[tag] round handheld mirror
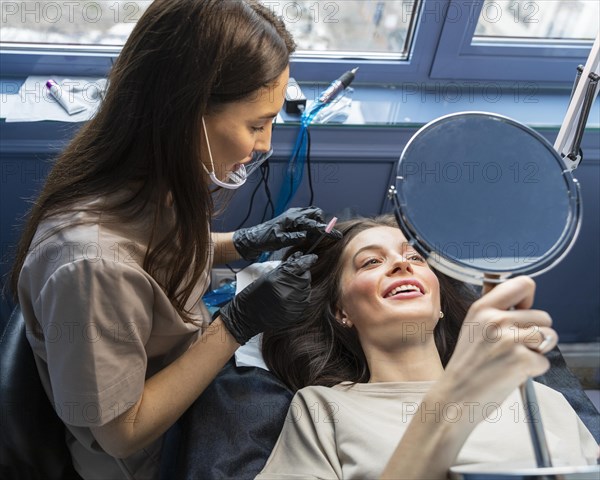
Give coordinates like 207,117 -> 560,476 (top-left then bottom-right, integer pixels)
389,111 -> 582,286
389,111 -> 591,477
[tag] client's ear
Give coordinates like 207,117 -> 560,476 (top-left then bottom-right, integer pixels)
334,306 -> 353,328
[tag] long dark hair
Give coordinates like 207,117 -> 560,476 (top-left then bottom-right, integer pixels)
262,215 -> 477,391
10,0 -> 295,321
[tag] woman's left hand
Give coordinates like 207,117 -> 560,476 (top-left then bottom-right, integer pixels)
232,206 -> 342,261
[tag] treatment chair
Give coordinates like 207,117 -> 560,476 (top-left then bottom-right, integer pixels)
159,357 -> 294,480
0,305 -> 82,480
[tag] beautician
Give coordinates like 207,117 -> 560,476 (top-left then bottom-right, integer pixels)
9,1 -> 338,479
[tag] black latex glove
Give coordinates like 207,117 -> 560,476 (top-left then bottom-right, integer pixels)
232,206 -> 342,261
219,252 -> 317,345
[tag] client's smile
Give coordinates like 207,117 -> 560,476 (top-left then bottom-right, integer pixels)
383,279 -> 425,299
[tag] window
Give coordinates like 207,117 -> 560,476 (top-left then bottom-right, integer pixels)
473,0 -> 598,42
0,0 -> 421,56
0,1 -> 596,84
263,1 -> 420,59
430,0 -> 597,83
0,1 -> 151,45
0,0 -> 424,80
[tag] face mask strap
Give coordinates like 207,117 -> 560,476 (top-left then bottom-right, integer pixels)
201,117 -> 215,177
201,117 -> 246,190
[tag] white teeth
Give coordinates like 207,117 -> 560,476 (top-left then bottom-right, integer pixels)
385,284 -> 420,298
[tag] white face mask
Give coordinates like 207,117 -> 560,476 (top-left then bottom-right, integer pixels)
201,117 -> 273,190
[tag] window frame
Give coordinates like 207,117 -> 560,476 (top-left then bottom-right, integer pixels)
429,0 -> 595,84
0,0 -> 595,86
0,44 -> 117,77
0,0 -> 435,82
290,1 -> 443,84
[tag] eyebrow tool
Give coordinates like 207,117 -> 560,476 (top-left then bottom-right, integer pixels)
306,217 -> 338,255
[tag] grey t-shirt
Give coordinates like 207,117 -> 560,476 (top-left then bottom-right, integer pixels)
18,206 -> 213,479
257,381 -> 598,479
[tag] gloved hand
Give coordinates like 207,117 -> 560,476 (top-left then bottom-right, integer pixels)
232,206 -> 342,261
219,252 -> 317,345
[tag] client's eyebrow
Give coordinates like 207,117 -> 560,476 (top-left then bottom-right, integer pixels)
352,243 -> 418,262
352,245 -> 383,261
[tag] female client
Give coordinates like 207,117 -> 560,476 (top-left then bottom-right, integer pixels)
258,215 -> 598,479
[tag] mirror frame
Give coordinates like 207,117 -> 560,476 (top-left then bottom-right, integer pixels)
389,112 -> 582,286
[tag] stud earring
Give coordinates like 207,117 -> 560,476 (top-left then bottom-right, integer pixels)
439,311 -> 445,319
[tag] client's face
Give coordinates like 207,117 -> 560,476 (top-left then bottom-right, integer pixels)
336,226 -> 441,347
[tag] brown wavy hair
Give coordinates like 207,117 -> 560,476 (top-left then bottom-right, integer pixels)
262,215 -> 477,391
10,0 -> 295,321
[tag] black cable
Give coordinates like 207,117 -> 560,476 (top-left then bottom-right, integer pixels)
224,263 -> 240,275
261,194 -> 271,222
261,161 -> 275,222
234,170 -> 265,231
264,163 -> 275,219
226,161 -> 271,271
260,162 -> 270,221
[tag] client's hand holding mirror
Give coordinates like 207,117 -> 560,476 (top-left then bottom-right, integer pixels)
388,112 -> 597,479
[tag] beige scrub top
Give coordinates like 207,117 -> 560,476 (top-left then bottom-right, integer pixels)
256,381 -> 598,480
18,204 -> 213,480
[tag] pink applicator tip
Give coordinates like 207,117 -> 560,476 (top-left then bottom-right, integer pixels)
325,217 -> 338,234
306,217 -> 339,254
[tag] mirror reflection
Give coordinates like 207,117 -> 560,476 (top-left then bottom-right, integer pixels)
395,112 -> 580,282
